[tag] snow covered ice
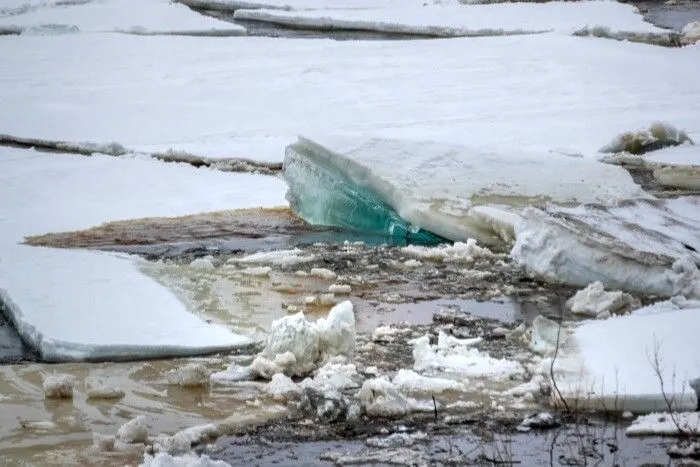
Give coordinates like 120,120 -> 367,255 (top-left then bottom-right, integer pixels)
0,148 -> 286,361
0,0 -> 245,36
2,32 -> 698,162
551,300 -> 700,412
234,1 -> 667,39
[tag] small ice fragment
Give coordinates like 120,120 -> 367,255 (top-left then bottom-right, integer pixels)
566,281 -> 637,318
189,256 -> 215,270
43,374 -> 74,399
357,378 -> 409,417
328,284 -> 351,294
85,378 -> 125,400
310,268 -> 337,280
117,415 -> 148,444
266,373 -> 302,401
241,266 -> 271,277
140,452 -> 231,467
403,259 -> 421,268
93,433 -> 116,452
530,316 -> 563,355
167,363 -> 209,387
681,21 -> 700,46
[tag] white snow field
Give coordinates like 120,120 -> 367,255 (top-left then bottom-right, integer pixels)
234,1 -> 666,38
0,0 -> 245,36
0,147 -> 287,361
0,33 -> 698,163
552,301 -> 700,412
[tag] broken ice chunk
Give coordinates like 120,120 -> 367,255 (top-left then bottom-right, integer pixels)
284,136 -> 647,246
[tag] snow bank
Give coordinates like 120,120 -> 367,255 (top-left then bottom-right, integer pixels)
234,1 -> 663,38
412,334 -> 524,380
284,136 -> 646,246
512,198 -> 700,298
0,148 -> 286,361
566,282 -> 638,319
250,301 -> 356,378
551,302 -> 700,412
0,0 -> 245,36
627,412 -> 700,436
43,374 -> 75,399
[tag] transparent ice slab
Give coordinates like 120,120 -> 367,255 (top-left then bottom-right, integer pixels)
283,141 -> 447,246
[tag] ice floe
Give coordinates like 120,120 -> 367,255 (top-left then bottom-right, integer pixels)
0,0 -> 245,36
0,148 -> 286,361
551,301 -> 699,412
234,1 -> 665,38
2,33 -> 698,162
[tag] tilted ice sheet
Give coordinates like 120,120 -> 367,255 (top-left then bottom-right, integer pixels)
553,303 -> 699,412
284,136 -> 647,244
1,34 -> 698,162
0,147 -> 287,361
235,1 -> 664,38
0,0 -> 245,35
512,197 -> 700,297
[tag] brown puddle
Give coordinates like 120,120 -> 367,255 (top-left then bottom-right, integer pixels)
23,207 -> 320,249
